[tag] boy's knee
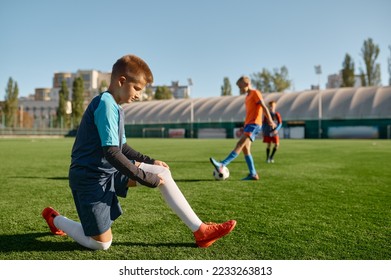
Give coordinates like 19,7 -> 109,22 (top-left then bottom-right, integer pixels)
89,237 -> 112,250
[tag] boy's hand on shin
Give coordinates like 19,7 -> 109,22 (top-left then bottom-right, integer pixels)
154,160 -> 169,169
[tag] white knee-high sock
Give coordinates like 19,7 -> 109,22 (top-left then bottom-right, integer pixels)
53,216 -> 111,250
139,163 -> 203,232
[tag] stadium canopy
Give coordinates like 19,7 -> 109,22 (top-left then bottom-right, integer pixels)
123,86 -> 391,124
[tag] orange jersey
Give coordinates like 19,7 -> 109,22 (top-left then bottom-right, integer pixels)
244,89 -> 263,125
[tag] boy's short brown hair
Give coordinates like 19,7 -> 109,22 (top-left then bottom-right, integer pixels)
236,76 -> 251,86
111,54 -> 153,84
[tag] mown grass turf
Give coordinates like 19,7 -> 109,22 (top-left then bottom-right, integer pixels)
0,138 -> 390,260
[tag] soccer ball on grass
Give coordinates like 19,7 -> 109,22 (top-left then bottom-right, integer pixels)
213,166 -> 230,180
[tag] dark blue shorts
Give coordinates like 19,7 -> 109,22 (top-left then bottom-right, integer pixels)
69,169 -> 129,236
243,124 -> 262,142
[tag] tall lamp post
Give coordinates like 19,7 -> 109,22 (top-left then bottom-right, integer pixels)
315,65 -> 322,139
188,78 -> 194,138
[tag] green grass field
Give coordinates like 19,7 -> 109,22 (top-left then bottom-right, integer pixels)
0,138 -> 390,260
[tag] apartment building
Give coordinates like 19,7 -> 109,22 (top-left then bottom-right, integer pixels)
53,70 -> 111,101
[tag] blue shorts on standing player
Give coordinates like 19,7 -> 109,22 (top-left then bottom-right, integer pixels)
243,124 -> 262,141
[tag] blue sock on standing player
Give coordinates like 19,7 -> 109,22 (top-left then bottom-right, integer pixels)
244,154 -> 257,175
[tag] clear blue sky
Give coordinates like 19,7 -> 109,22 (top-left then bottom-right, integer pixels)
1,0 -> 390,99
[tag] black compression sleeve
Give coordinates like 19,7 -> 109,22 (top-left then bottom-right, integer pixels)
102,146 -> 160,188
121,143 -> 155,164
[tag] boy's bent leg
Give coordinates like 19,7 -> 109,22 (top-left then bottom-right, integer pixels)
139,163 -> 237,247
139,163 -> 202,231
54,215 -> 112,250
92,228 -> 112,242
42,207 -> 112,250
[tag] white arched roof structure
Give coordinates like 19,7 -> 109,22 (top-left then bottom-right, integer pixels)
123,86 -> 391,124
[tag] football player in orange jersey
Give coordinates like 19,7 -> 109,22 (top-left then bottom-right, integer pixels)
210,76 -> 276,180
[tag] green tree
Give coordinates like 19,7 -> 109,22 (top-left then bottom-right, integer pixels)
251,66 -> 291,93
221,77 -> 232,96
360,38 -> 381,86
4,77 -> 19,127
360,73 -> 367,87
57,80 -> 70,128
272,66 -> 291,92
72,77 -> 84,128
251,69 -> 273,93
388,45 -> 391,86
154,86 -> 173,100
13,82 -> 19,126
144,87 -> 154,101
341,53 -> 355,87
